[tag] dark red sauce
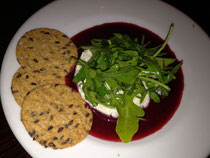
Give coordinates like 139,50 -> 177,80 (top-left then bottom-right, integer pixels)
66,22 -> 184,142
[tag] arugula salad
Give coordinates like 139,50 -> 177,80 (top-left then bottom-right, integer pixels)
71,24 -> 183,143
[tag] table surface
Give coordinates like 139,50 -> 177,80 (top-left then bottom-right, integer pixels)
0,1 -> 209,158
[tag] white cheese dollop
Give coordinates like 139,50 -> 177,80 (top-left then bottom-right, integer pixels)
75,49 -> 150,118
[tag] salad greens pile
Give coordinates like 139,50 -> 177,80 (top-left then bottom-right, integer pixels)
71,24 -> 183,143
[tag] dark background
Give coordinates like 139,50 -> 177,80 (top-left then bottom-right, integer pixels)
0,1 -> 209,157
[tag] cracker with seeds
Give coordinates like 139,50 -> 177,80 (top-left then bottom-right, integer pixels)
11,67 -> 64,106
21,84 -> 93,149
16,28 -> 77,81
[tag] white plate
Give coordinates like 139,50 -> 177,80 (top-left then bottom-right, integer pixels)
1,0 -> 210,157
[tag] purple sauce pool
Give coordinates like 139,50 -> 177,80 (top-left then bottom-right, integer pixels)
66,22 -> 184,142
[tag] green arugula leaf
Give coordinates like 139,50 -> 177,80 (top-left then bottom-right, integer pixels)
171,60 -> 183,74
155,57 -> 176,69
100,67 -> 139,84
117,57 -> 138,68
73,66 -> 86,83
104,78 -> 119,89
116,91 -> 145,143
149,91 -> 160,103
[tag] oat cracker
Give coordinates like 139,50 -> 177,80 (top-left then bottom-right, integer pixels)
16,28 -> 77,81
11,67 -> 64,106
21,84 -> 93,149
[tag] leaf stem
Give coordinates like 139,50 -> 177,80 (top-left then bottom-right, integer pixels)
153,24 -> 174,57
138,76 -> 171,91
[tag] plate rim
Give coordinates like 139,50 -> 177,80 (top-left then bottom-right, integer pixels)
1,0 -> 210,157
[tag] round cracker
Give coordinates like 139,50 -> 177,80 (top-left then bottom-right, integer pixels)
21,84 -> 93,149
11,67 -> 65,106
16,28 -> 77,81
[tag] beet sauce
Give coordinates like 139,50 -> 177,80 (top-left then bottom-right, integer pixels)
66,22 -> 184,142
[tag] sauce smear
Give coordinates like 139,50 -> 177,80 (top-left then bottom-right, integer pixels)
67,22 -> 184,142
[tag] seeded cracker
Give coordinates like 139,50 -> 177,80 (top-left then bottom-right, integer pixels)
11,67 -> 64,107
21,84 -> 93,149
16,28 -> 77,82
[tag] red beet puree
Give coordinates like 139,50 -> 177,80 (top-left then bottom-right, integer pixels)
66,22 -> 184,142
